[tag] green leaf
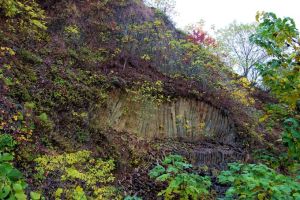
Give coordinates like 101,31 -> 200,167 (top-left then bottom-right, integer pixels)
149,165 -> 165,178
257,193 -> 266,200
0,153 -> 14,162
166,166 -> 179,174
156,173 -> 171,182
30,192 -> 41,200
15,192 -> 27,200
13,184 -> 23,192
0,163 -> 14,175
219,163 -> 300,199
38,113 -> 48,123
7,169 -> 23,181
150,154 -> 211,199
0,185 -> 11,199
31,20 -> 47,30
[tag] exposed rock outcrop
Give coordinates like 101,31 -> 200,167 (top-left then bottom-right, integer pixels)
91,91 -> 236,145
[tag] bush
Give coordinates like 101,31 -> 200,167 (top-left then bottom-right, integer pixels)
18,49 -> 43,64
218,163 -> 300,199
0,134 -> 28,200
0,134 -> 16,152
34,150 -> 120,199
149,154 -> 211,200
282,118 -> 300,162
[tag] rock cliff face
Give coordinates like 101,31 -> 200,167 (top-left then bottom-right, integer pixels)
91,91 -> 236,145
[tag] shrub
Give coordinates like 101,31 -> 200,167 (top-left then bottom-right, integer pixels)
218,163 -> 300,199
0,134 -> 28,200
149,154 -> 211,200
129,80 -> 167,105
18,49 -> 43,64
0,152 -> 27,200
282,118 -> 300,162
0,134 -> 16,152
37,112 -> 53,130
35,150 -> 119,199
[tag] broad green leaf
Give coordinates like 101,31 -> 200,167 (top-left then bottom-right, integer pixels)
0,153 -> 14,162
13,184 -> 23,192
7,169 -> 23,181
14,192 -> 27,200
157,173 -> 171,182
30,192 -> 41,200
0,185 -> 11,198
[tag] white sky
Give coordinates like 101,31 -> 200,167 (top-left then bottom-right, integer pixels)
173,0 -> 300,31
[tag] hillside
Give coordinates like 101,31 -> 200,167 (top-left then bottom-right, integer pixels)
1,0 -> 299,199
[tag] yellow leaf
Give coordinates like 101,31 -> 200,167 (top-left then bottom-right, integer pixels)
256,11 -> 261,22
258,193 -> 266,200
13,115 -> 18,121
259,115 -> 269,123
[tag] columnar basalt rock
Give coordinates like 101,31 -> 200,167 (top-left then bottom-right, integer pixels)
91,91 -> 236,145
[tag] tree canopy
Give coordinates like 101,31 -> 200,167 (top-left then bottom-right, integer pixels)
217,22 -> 267,84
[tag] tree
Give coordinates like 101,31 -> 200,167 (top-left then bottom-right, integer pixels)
143,0 -> 176,18
217,22 -> 268,84
186,23 -> 217,48
250,12 -> 300,110
251,12 -> 300,171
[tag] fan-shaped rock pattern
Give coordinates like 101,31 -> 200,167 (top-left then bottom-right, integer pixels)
91,91 -> 236,145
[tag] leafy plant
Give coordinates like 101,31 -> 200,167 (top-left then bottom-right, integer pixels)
30,191 -> 42,200
250,12 -> 300,109
35,150 -> 118,199
129,80 -> 167,105
54,188 -> 63,199
64,25 -> 80,35
0,135 -> 41,200
252,149 -> 284,170
282,118 -> 300,161
149,154 -> 211,200
218,163 -> 300,199
0,0 -> 47,40
18,49 -> 43,64
71,186 -> 87,200
0,134 -> 16,152
38,113 -> 49,124
250,12 -> 300,175
0,135 -> 27,200
37,113 -> 53,130
93,186 -> 122,200
144,0 -> 176,17
124,195 -> 142,200
0,154 -> 27,200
